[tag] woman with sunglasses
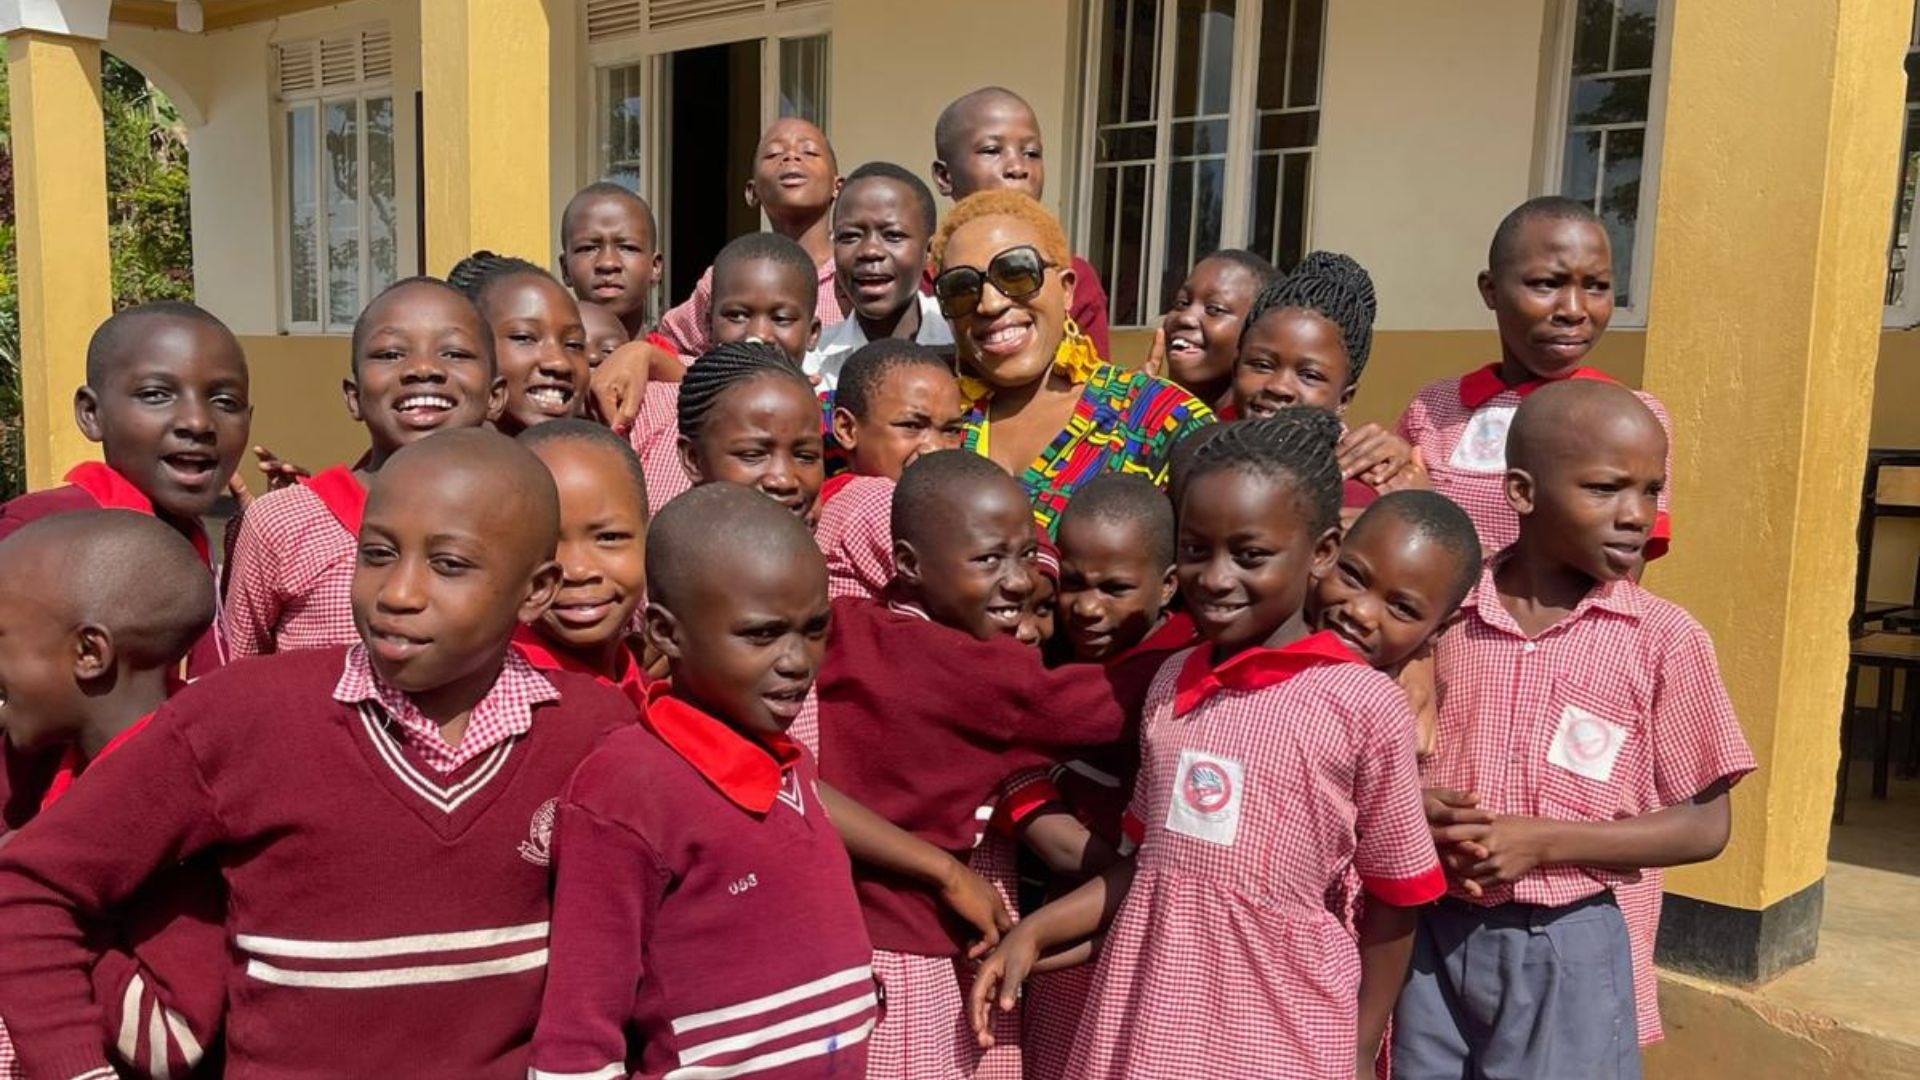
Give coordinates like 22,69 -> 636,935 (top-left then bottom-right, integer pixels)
930,192 -> 1212,535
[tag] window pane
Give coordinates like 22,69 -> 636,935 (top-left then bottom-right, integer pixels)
286,106 -> 319,325
1569,73 -> 1650,127
1287,0 -> 1324,109
324,99 -> 360,326
779,35 -> 829,129
1249,151 -> 1311,271
599,63 -> 646,190
366,96 -> 396,295
1890,107 -> 1920,307
1096,124 -> 1157,164
1098,0 -> 1160,127
1558,0 -> 1660,309
1170,0 -> 1234,118
1614,0 -> 1656,70
1561,128 -> 1601,203
1598,128 -> 1643,308
1160,157 -> 1224,311
1571,0 -> 1614,75
1089,164 -> 1154,327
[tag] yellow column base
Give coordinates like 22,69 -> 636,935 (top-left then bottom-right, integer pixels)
7,31 -> 112,489
420,0 -> 554,278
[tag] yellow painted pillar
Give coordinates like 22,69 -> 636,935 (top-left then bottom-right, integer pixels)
1639,0 -> 1912,981
419,0 -> 554,278
6,29 -> 112,488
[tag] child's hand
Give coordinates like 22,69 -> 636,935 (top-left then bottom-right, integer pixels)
939,860 -> 1013,959
967,922 -> 1042,1048
254,446 -> 310,491
589,340 -> 664,433
1434,814 -> 1556,891
1337,425 -> 1426,490
1425,788 -> 1493,895
1141,326 -> 1167,379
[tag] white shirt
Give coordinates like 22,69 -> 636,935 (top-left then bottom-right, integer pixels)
803,292 -> 954,391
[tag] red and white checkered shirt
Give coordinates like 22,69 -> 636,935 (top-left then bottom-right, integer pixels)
657,258 -> 844,359
1069,633 -> 1444,1078
628,381 -> 692,518
223,468 -> 364,657
1423,564 -> 1757,909
1396,365 -> 1674,559
815,474 -> 895,602
1619,868 -> 1665,1044
331,644 -> 558,773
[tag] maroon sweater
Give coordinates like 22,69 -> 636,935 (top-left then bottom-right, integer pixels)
533,689 -> 877,1079
816,598 -> 1130,955
0,464 -> 224,678
0,647 -> 635,1080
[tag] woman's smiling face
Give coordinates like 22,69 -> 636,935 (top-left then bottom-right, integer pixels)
941,215 -> 1075,390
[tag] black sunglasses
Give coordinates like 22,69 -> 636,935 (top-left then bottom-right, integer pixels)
933,245 -> 1055,319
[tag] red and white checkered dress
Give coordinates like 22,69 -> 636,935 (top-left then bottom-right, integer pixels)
628,381 -> 692,517
222,467 -> 365,657
814,474 -> 895,601
332,644 -> 558,772
1067,633 -> 1445,1079
1396,365 -> 1673,559
1422,566 -> 1757,1034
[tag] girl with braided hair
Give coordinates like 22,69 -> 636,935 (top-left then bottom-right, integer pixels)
969,407 -> 1446,1080
1228,250 -> 1430,517
449,250 -> 591,436
673,339 -> 827,528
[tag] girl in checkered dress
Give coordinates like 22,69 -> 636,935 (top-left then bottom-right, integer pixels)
969,410 -> 1447,1079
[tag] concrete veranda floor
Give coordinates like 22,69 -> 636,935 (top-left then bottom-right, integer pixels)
1647,762 -> 1920,1078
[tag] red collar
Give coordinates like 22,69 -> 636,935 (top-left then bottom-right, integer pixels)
39,713 -> 155,811
1456,363 -> 1617,410
1113,611 -> 1198,665
819,472 -> 858,508
64,462 -> 211,565
511,625 -> 649,709
300,465 -> 367,536
1172,630 -> 1362,716
643,682 -> 802,814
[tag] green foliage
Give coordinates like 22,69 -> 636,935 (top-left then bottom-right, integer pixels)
0,53 -> 193,498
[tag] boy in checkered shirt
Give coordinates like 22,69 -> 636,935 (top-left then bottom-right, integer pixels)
1394,381 -> 1755,1079
222,277 -> 505,657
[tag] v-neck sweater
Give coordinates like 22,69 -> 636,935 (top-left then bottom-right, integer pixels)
0,647 -> 637,1080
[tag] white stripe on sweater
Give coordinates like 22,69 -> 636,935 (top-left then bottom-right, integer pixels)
356,703 -> 512,813
244,948 -> 547,989
665,1017 -> 875,1079
680,992 -> 877,1065
529,1067 -> 624,1080
115,974 -> 143,1067
670,964 -> 873,1034
238,921 -> 549,960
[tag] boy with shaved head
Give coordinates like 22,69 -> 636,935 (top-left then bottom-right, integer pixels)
658,117 -> 848,358
0,511 -> 223,1079
1394,381 -> 1755,1080
932,87 -> 1110,356
0,431 -> 637,1079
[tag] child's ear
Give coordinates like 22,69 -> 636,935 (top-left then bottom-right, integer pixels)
1505,467 -> 1536,516
517,559 -> 563,624
485,376 -> 510,422
73,387 -> 105,443
931,158 -> 954,199
892,539 -> 922,589
72,624 -> 115,683
556,254 -> 573,289
1477,269 -> 1498,312
829,406 -> 860,453
342,379 -> 365,423
744,178 -> 762,211
677,433 -> 703,484
649,251 -> 664,287
1338,384 -> 1356,415
1309,524 -> 1342,582
808,318 -> 822,352
1156,564 -> 1178,610
642,601 -> 684,662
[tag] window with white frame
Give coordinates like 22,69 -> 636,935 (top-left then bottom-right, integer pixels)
1884,8 -> 1920,325
277,28 -> 398,333
1080,0 -> 1324,329
1548,0 -> 1667,315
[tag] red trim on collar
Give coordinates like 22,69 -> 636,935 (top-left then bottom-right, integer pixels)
1172,630 -> 1362,716
1113,611 -> 1198,666
819,472 -> 858,508
1646,510 -> 1671,562
300,465 -> 367,537
642,682 -> 801,814
511,625 -> 649,710
1456,363 -> 1617,410
40,712 -> 155,811
63,462 -> 210,565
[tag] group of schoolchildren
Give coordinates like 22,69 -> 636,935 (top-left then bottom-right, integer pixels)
0,83 -> 1755,1080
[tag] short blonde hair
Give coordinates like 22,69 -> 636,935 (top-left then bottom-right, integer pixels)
931,191 -> 1072,272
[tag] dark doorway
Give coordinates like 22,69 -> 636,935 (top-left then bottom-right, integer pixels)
664,40 -> 762,305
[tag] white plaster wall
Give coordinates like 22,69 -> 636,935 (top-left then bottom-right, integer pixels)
1312,1 -> 1555,330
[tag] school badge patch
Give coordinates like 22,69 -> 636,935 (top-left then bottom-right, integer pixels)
1449,404 -> 1517,472
519,797 -> 558,867
1165,750 -> 1244,846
